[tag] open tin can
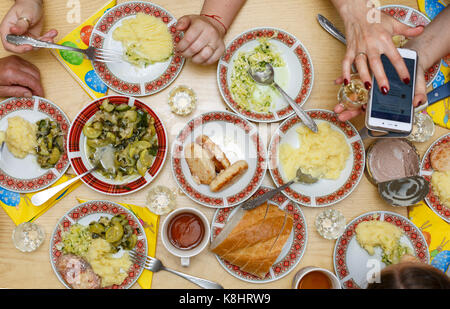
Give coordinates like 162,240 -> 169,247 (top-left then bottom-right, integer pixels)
365,138 -> 429,207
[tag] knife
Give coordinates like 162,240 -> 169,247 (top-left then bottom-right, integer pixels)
317,14 -> 347,45
241,182 -> 293,210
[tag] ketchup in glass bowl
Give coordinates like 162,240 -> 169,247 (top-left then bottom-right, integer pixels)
161,207 -> 210,267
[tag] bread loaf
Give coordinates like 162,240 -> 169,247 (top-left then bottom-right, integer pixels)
196,135 -> 231,172
210,202 -> 293,278
209,160 -> 248,192
184,142 -> 216,185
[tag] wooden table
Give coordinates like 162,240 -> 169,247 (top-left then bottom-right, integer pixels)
0,0 -> 446,289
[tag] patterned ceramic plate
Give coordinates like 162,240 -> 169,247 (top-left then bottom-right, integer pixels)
379,4 -> 440,87
268,109 -> 365,207
0,97 -> 70,193
171,111 -> 267,208
210,186 -> 307,283
90,1 -> 184,96
68,95 -> 168,195
50,200 -> 148,289
333,211 -> 430,289
420,133 -> 450,223
217,27 -> 314,123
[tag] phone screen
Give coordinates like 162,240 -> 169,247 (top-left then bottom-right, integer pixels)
370,54 -> 415,123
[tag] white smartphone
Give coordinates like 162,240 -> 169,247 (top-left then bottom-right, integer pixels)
366,48 -> 418,134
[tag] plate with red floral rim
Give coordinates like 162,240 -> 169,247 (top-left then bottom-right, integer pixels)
89,1 -> 185,97
268,109 -> 365,207
420,132 -> 450,223
379,4 -> 440,87
50,200 -> 148,289
333,211 -> 430,289
210,185 -> 308,283
67,95 -> 168,195
217,27 -> 314,123
171,110 -> 267,208
0,97 -> 70,193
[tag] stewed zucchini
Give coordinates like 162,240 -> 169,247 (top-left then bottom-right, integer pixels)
35,118 -> 64,169
84,99 -> 158,180
88,214 -> 137,252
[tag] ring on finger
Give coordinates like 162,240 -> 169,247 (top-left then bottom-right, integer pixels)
356,51 -> 367,59
18,17 -> 32,27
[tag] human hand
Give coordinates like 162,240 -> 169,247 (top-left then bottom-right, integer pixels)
333,34 -> 431,122
175,14 -> 226,65
0,0 -> 58,53
337,2 -> 423,94
0,55 -> 44,98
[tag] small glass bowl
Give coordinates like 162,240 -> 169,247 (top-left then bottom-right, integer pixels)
407,112 -> 435,143
146,185 -> 177,215
315,209 -> 346,240
168,85 -> 197,116
337,74 -> 370,110
12,221 -> 45,252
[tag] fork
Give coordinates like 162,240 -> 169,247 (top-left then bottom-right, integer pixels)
129,250 -> 224,289
6,34 -> 123,64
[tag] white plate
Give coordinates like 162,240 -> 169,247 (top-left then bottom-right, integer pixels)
171,111 -> 267,208
217,27 -> 314,122
333,211 -> 429,289
210,186 -> 307,283
0,97 -> 70,193
49,200 -> 148,289
419,132 -> 450,223
268,109 -> 365,207
90,1 -> 185,96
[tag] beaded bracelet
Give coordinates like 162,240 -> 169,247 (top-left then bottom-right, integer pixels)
200,14 -> 228,34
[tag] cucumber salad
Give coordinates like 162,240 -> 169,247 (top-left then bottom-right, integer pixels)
230,38 -> 286,113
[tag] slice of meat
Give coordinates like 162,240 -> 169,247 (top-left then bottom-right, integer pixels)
184,142 -> 216,185
195,135 -> 230,172
209,160 -> 248,192
430,142 -> 450,172
55,254 -> 101,289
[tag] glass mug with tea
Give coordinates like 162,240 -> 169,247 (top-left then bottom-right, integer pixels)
337,74 -> 370,110
161,207 -> 210,267
292,266 -> 341,289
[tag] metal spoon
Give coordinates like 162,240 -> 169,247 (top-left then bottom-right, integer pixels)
31,145 -> 115,206
242,167 -> 318,210
248,63 -> 318,133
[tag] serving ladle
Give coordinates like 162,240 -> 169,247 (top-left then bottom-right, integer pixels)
248,63 -> 318,133
31,145 -> 115,206
242,167 -> 318,210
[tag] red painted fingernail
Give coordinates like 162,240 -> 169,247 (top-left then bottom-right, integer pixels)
344,79 -> 349,86
381,86 -> 389,95
403,78 -> 410,84
364,82 -> 372,90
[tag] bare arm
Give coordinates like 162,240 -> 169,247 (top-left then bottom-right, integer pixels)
405,6 -> 450,107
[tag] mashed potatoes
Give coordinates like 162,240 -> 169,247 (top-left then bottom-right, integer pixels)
86,238 -> 132,288
113,13 -> 173,66
431,171 -> 450,207
279,122 -> 350,181
3,116 -> 37,159
356,220 -> 412,265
